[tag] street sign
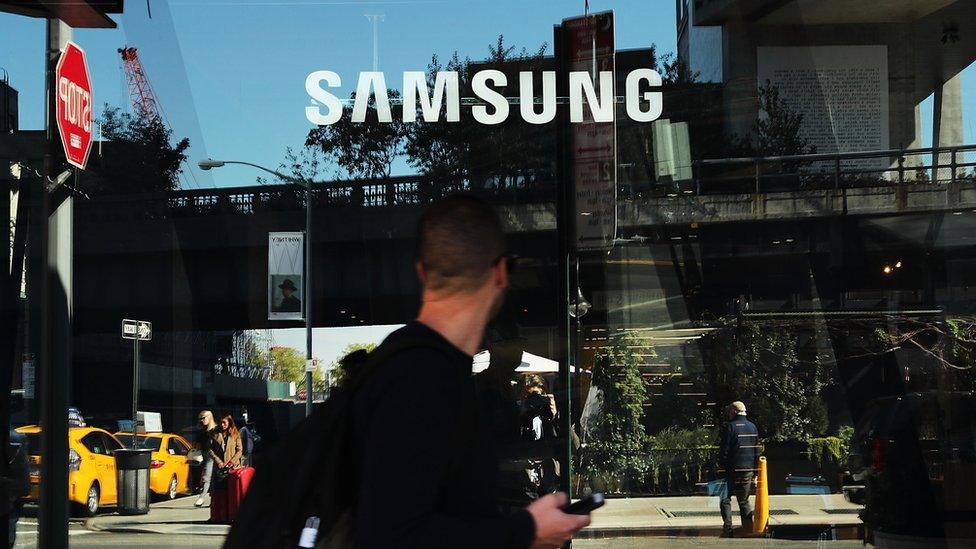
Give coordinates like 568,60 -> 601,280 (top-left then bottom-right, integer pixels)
55,41 -> 94,169
122,319 -> 152,341
563,11 -> 617,251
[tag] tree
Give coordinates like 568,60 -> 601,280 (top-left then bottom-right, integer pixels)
79,106 -> 190,195
699,320 -> 829,442
305,90 -> 408,179
752,81 -> 817,157
583,334 -> 651,489
405,35 -> 552,187
328,342 -> 377,387
267,346 -> 304,384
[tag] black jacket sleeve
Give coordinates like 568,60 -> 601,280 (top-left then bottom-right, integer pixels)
355,357 -> 535,549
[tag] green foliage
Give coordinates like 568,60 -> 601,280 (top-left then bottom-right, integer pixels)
584,334 -> 651,486
306,89 -> 408,179
644,376 -> 709,434
405,35 -> 552,184
267,346 -> 305,385
752,81 -> 817,157
804,436 -> 845,468
700,320 -> 830,442
643,429 -> 719,494
80,106 -> 190,195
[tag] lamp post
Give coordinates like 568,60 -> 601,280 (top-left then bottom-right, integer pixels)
198,159 -> 315,417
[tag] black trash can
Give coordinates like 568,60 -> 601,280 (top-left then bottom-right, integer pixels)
114,449 -> 152,515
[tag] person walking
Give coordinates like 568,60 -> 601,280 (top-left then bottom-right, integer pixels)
237,417 -> 254,467
195,410 -> 218,507
718,401 -> 760,537
351,194 -> 590,548
211,415 -> 243,475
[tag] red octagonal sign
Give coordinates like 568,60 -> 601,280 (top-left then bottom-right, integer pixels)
55,41 -> 93,169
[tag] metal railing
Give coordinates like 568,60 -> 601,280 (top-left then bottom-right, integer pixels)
691,144 -> 976,195
76,172 -> 555,221
213,361 -> 272,381
72,145 -> 976,221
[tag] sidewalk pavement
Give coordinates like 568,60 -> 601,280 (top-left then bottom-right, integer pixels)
86,493 -> 863,539
85,496 -> 229,536
579,494 -> 863,539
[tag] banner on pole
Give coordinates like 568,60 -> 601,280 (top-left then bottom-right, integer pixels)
269,232 -> 305,321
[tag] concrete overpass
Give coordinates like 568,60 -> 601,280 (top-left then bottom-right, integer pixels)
71,144 -> 976,336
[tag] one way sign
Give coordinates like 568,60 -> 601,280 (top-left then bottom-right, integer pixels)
122,319 -> 152,341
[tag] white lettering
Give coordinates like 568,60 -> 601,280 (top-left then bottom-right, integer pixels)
58,76 -> 91,133
305,71 -> 343,125
569,71 -> 614,123
301,69 -> 666,125
626,69 -> 663,123
352,72 -> 392,123
471,70 -> 508,126
403,71 -> 460,123
519,71 -> 556,125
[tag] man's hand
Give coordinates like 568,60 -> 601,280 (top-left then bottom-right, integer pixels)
216,460 -> 224,469
526,492 -> 591,549
547,394 -> 558,418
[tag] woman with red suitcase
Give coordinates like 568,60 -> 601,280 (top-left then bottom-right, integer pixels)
209,415 -> 254,523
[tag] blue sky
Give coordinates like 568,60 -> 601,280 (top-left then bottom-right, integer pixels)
1,0 -> 676,188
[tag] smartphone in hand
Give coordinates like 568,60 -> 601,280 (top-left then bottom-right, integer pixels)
562,493 -> 605,515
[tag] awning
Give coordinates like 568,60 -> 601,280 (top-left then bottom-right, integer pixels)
472,350 -> 580,374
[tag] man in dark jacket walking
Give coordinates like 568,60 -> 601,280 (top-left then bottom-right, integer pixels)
352,195 -> 590,548
718,401 -> 759,536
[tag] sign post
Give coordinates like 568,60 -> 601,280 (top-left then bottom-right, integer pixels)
55,41 -> 93,170
122,319 -> 152,449
563,11 -> 616,252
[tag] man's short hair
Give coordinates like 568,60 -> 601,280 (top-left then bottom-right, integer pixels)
416,194 -> 506,293
728,401 -> 747,415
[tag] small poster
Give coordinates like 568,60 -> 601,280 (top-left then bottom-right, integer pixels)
269,232 -> 304,321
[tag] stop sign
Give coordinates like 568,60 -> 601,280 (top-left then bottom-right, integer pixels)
55,41 -> 93,169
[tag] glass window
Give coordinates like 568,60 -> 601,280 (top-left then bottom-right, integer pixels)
4,0 -> 975,546
168,438 -> 188,456
80,433 -> 107,456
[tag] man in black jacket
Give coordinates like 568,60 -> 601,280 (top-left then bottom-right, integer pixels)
718,401 -> 760,536
352,195 -> 590,548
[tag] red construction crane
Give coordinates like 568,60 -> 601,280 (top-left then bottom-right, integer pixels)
118,46 -> 160,121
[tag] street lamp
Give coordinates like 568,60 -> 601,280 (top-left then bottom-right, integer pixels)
198,158 -> 316,417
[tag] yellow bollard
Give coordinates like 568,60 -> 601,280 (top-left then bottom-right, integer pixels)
752,456 -> 769,534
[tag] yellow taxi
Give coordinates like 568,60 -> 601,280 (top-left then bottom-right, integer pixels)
114,432 -> 194,500
15,425 -> 126,516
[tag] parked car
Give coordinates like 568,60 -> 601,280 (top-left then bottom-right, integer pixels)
114,432 -> 195,500
15,425 -> 126,516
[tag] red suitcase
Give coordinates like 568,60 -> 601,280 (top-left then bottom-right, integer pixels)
210,467 -> 255,524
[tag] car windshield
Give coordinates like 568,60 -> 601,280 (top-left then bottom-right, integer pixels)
114,435 -> 162,452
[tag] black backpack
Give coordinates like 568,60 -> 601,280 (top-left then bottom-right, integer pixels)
223,338 -> 443,549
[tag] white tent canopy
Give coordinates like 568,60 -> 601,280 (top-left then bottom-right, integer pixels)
472,350 -> 579,374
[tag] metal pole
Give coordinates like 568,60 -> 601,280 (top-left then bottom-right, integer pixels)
39,20 -> 70,549
132,338 -> 139,448
554,22 -> 574,500
305,178 -> 314,417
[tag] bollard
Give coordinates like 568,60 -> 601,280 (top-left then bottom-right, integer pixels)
753,456 -> 769,534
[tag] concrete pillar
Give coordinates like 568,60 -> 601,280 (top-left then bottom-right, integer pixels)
721,16 -> 758,140
933,73 -> 963,183
904,103 -> 924,180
